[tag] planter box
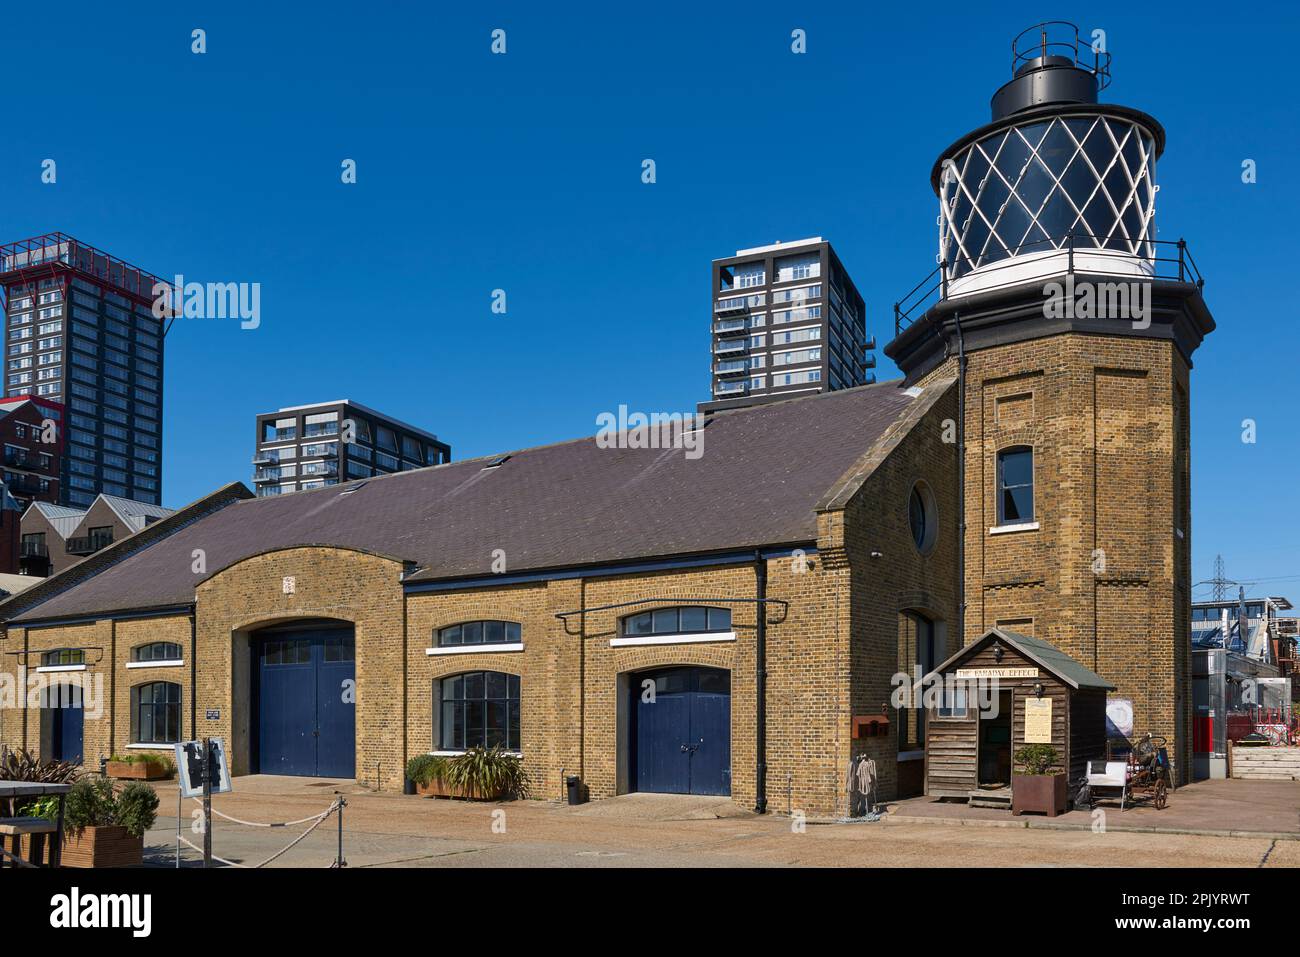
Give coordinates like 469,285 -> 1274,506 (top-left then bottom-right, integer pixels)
414,778 -> 505,801
106,760 -> 172,781
1011,772 -> 1068,817
22,825 -> 144,868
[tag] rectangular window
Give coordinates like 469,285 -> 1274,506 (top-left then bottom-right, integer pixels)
996,447 -> 1035,525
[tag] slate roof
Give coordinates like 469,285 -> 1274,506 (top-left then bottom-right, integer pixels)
9,380 -> 930,623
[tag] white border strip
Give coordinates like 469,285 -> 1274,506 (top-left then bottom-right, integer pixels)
609,631 -> 736,648
126,659 -> 185,669
989,521 -> 1039,535
35,664 -> 86,673
425,643 -> 524,656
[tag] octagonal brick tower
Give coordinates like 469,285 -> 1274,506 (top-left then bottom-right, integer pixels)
886,22 -> 1216,783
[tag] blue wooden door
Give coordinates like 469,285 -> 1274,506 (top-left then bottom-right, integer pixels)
316,632 -> 356,778
631,667 -> 731,796
46,685 -> 84,764
256,629 -> 355,777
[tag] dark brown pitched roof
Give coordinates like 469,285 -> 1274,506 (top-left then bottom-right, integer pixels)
9,381 -> 924,623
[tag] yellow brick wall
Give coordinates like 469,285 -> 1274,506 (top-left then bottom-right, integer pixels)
919,333 -> 1194,781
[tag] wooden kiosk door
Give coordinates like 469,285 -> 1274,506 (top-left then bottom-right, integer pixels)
978,690 -> 1013,786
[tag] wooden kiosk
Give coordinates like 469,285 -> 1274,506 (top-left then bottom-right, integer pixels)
923,628 -> 1114,810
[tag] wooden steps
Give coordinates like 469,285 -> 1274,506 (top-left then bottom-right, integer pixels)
967,787 -> 1012,809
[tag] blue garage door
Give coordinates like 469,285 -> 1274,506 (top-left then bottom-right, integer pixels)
630,667 -> 731,796
255,627 -> 355,778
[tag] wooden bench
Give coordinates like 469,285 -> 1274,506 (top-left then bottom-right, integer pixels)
0,816 -> 58,867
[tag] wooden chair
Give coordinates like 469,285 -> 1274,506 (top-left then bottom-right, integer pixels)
0,817 -> 58,867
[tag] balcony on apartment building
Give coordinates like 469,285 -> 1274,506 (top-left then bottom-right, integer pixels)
4,448 -> 49,470
65,532 -> 113,557
18,540 -> 50,576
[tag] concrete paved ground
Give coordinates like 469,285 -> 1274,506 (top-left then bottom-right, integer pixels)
140,774 -> 1300,868
889,778 -> 1300,837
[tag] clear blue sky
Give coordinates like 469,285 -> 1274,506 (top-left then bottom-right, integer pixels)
2,2 -> 1296,598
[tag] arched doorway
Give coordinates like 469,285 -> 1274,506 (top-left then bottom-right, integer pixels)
627,666 -> 731,796
251,621 -> 356,778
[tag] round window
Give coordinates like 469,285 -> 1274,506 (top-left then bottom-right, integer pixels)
909,482 -> 937,554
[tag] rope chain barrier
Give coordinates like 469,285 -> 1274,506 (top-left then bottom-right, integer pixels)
181,796 -> 344,868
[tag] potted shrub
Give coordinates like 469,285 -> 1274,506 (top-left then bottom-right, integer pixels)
442,746 -> 531,801
408,747 -> 530,800
106,752 -> 176,781
1011,743 -> 1067,817
59,777 -> 160,867
406,754 -> 451,797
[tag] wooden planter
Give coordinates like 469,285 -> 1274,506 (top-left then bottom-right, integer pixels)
414,778 -> 505,801
106,760 -> 172,781
1011,772 -> 1068,817
22,825 -> 144,868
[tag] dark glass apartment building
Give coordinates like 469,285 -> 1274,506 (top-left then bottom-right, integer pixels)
253,400 -> 451,496
0,234 -> 164,507
703,237 -> 874,413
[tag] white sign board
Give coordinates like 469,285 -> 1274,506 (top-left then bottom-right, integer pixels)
175,738 -> 233,799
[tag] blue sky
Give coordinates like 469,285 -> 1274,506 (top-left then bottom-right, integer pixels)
2,2 -> 1297,598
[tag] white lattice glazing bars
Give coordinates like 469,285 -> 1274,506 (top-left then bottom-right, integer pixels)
938,114 -> 1158,278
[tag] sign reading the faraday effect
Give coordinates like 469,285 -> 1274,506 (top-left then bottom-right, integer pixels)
956,667 -> 1038,680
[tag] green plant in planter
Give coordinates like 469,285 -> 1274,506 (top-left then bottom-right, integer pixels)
64,778 -> 160,838
109,752 -> 176,775
442,746 -> 530,799
405,754 -> 449,787
1013,744 -> 1061,776
116,783 -> 161,838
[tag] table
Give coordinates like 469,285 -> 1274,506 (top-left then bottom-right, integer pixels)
0,782 -> 72,867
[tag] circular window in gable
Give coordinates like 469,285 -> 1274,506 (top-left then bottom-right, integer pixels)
908,481 -> 937,554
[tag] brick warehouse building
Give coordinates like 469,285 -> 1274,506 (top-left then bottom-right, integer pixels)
0,381 -> 959,815
0,25 -> 1218,816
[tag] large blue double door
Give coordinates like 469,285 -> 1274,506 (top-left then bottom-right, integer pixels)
255,627 -> 356,778
630,667 -> 731,796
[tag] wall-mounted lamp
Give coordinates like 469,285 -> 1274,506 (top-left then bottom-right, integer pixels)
1033,682 -> 1044,698
992,641 -> 1004,663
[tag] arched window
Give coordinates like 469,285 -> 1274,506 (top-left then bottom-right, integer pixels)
997,446 -> 1034,525
438,672 -> 520,751
619,606 -> 731,637
131,681 -> 181,745
132,641 -> 183,663
438,621 -> 522,648
40,648 -> 85,667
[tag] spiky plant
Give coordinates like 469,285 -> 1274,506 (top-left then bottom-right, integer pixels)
442,745 -> 530,800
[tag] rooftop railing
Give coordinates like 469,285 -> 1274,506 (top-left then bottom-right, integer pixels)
892,232 -> 1204,337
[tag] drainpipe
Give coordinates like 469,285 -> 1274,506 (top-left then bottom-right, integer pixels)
189,609 -> 197,738
953,311 -> 967,647
754,550 -> 768,814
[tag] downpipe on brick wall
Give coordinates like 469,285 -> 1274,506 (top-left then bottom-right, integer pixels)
953,312 -> 967,646
754,550 -> 768,814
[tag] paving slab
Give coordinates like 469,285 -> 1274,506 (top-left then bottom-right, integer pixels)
886,778 -> 1300,837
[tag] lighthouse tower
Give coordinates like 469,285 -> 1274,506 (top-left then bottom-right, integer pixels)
886,23 -> 1215,783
